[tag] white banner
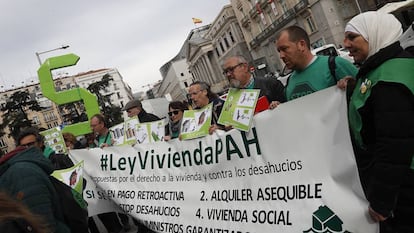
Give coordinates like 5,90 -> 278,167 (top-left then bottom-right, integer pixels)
70,87 -> 379,233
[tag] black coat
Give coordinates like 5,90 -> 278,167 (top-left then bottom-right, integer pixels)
254,76 -> 286,103
350,42 -> 414,226
138,110 -> 161,123
0,219 -> 37,233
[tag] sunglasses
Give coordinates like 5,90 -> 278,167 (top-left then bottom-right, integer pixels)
168,110 -> 181,116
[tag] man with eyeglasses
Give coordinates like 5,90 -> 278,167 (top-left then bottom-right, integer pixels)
0,127 -> 71,233
275,25 -> 357,101
222,55 -> 286,109
15,127 -> 55,158
188,81 -> 227,134
122,99 -> 160,123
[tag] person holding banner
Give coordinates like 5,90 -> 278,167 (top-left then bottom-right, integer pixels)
62,132 -> 84,150
123,99 -> 160,123
90,114 -> 113,148
344,11 -> 414,232
275,25 -> 358,102
222,55 -> 286,109
188,81 -> 227,134
164,101 -> 189,141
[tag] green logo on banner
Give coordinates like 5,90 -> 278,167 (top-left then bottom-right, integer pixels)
303,205 -> 351,233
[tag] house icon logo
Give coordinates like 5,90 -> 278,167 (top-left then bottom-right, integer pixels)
303,205 -> 351,233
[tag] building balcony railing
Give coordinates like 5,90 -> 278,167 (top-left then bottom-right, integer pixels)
241,15 -> 250,27
249,6 -> 258,18
249,0 -> 309,49
293,0 -> 309,14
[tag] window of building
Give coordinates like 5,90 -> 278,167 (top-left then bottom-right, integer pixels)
305,15 -> 317,34
0,137 -> 7,148
117,92 -> 121,99
32,116 -> 40,125
229,31 -> 235,43
219,42 -> 225,53
223,35 -> 230,48
114,83 -> 119,90
180,73 -> 184,77
311,38 -> 325,49
43,111 -> 57,122
215,47 -> 220,57
279,0 -> 288,13
270,1 -> 278,16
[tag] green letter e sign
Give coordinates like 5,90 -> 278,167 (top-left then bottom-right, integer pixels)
37,54 -> 100,136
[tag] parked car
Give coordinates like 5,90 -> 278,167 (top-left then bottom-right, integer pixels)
312,44 -> 354,63
277,65 -> 292,86
338,47 -> 355,63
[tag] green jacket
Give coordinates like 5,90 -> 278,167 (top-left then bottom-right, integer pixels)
349,58 -> 414,148
348,54 -> 414,219
0,147 -> 70,233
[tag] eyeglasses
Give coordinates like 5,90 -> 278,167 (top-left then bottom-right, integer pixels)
168,110 -> 181,116
222,63 -> 245,75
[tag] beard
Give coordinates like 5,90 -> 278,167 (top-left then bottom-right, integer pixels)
229,79 -> 241,88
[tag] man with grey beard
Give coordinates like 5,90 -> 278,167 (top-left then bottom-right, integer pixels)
222,55 -> 286,109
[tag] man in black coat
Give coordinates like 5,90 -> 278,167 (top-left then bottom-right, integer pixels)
123,99 -> 160,122
222,55 -> 286,110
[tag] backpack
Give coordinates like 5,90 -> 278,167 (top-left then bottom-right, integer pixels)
328,55 -> 336,79
50,176 -> 89,233
0,159 -> 89,233
49,154 -> 88,233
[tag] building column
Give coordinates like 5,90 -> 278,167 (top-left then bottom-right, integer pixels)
204,54 -> 218,83
201,55 -> 214,84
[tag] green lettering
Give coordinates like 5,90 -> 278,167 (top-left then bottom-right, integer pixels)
204,146 -> 213,164
173,151 -> 181,167
225,135 -> 243,160
241,127 -> 261,156
194,141 -> 203,165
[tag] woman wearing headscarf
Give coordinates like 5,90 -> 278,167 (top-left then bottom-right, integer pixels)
344,11 -> 414,232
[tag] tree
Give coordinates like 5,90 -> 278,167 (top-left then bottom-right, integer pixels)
87,73 -> 123,127
0,90 -> 43,140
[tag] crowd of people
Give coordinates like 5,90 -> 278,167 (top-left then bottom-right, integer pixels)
0,11 -> 412,233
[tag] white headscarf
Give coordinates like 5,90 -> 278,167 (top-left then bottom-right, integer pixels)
345,11 -> 402,59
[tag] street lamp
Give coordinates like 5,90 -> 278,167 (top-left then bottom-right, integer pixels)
35,45 -> 70,65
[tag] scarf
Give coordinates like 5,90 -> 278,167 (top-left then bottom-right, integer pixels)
169,119 -> 182,139
345,11 -> 402,60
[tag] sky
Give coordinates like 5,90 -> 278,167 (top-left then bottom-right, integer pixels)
0,0 -> 230,93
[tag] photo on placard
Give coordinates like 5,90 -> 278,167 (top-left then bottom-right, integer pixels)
232,107 -> 253,126
136,124 -> 150,144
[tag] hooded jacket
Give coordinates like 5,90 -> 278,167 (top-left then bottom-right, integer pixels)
0,147 -> 70,233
